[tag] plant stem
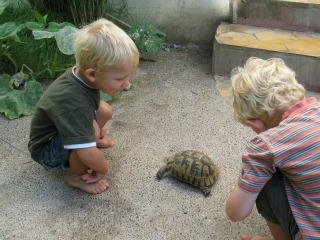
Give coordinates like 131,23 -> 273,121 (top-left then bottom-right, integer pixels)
52,49 -> 59,73
21,64 -> 34,76
4,52 -> 18,73
35,68 -> 50,78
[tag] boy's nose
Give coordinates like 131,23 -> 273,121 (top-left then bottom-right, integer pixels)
122,78 -> 130,88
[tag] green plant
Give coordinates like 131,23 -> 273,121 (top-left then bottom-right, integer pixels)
128,21 -> 166,54
0,0 -> 25,72
0,72 -> 43,120
0,2 -> 79,119
25,10 -> 79,78
28,0 -> 124,27
0,0 -> 43,119
1,0 -> 161,119
67,0 -> 106,27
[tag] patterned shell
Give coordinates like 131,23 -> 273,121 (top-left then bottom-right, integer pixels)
157,150 -> 219,196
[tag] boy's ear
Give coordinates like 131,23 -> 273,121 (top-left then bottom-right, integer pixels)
84,68 -> 96,83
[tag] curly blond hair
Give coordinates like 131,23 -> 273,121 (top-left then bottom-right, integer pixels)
74,18 -> 139,75
231,57 -> 305,124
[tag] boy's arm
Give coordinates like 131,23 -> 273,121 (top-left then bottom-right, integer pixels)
225,185 -> 259,222
75,147 -> 109,174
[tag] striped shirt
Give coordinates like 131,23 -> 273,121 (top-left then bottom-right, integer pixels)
238,97 -> 320,240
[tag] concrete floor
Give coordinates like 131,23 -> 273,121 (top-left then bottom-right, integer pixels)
2,44 -> 311,240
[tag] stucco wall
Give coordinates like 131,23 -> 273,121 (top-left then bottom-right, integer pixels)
118,0 -> 232,45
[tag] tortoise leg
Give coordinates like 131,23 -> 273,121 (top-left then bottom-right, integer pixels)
200,186 -> 211,197
156,166 -> 168,180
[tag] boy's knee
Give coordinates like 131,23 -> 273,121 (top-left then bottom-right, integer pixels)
102,160 -> 110,175
96,101 -> 112,127
99,101 -> 112,117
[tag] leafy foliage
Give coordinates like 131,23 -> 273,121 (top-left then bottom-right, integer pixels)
0,22 -> 25,40
0,0 -> 26,72
0,3 -> 77,119
0,0 -> 8,15
25,10 -> 78,77
26,19 -> 78,55
0,74 -> 43,119
0,0 -> 164,119
128,21 -> 166,54
28,0 -> 128,27
67,0 -> 106,26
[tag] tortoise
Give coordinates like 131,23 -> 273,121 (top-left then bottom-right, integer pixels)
156,150 -> 219,197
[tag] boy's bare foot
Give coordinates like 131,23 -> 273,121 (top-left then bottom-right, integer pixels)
67,175 -> 109,194
241,236 -> 272,240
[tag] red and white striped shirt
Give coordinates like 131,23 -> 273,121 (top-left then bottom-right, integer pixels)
238,97 -> 320,240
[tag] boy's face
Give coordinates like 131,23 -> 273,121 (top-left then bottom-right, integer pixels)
93,60 -> 137,96
245,110 -> 285,134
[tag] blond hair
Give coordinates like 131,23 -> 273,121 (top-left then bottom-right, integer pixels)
231,57 -> 305,124
74,18 -> 139,75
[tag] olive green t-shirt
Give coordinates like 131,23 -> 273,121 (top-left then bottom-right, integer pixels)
28,68 -> 99,159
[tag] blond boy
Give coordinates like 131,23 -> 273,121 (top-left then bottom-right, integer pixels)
225,57 -> 320,239
28,19 -> 139,194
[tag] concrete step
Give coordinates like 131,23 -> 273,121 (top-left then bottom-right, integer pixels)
233,0 -> 320,33
212,22 -> 320,92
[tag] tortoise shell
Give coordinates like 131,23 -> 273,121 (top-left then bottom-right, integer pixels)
157,150 -> 219,196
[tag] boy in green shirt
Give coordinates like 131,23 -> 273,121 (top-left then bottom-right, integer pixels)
28,19 -> 139,194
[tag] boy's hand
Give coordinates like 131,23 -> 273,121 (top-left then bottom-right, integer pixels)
81,171 -> 105,184
95,126 -> 114,148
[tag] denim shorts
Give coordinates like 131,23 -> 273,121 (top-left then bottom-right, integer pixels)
34,134 -> 71,170
256,170 -> 300,240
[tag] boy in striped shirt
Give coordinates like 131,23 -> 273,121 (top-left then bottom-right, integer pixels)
225,57 -> 320,240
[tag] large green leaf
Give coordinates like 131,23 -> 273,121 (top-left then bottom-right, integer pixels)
32,29 -> 55,40
26,21 -> 75,32
31,10 -> 47,25
0,74 -> 43,119
31,24 -> 78,55
25,22 -> 46,31
0,22 -> 25,40
0,0 -> 9,15
47,22 -> 75,32
55,26 -> 79,55
0,73 -> 12,93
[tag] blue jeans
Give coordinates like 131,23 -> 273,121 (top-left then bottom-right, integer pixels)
33,134 -> 71,170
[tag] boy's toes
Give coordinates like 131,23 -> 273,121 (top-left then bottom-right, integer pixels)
94,180 -> 110,194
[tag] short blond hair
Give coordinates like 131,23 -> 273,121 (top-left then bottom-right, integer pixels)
231,57 -> 305,124
74,18 -> 139,74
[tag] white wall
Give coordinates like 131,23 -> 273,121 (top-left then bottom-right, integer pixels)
120,0 -> 232,45
14,0 -> 231,45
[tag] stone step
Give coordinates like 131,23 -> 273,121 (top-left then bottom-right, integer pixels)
232,0 -> 320,33
212,22 -> 320,92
